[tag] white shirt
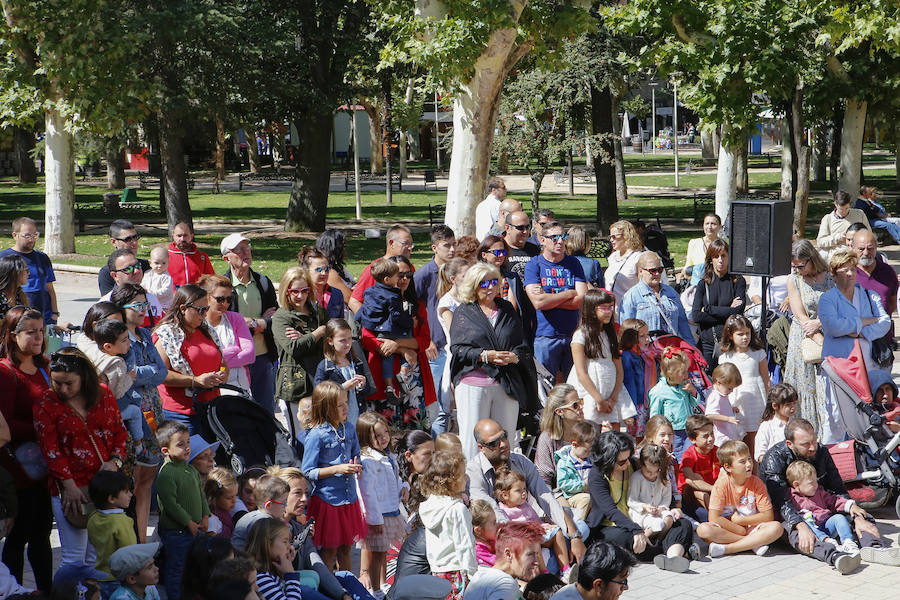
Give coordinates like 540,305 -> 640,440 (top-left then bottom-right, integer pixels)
755,418 -> 787,462
475,194 -> 501,241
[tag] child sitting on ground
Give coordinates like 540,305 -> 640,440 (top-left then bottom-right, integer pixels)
493,468 -> 571,579
787,460 -> 864,554
697,440 -> 784,558
188,435 -> 219,485
471,500 -> 498,567
554,420 -> 596,521
678,415 -> 721,523
704,363 -> 743,446
108,542 -> 161,600
435,432 -> 464,455
356,258 -> 416,403
87,470 -> 137,598
141,246 -> 174,311
231,474 -> 291,551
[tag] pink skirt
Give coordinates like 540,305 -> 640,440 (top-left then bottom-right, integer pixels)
308,495 -> 368,548
362,514 -> 408,552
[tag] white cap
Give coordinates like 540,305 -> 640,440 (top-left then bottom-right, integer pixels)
220,233 -> 250,256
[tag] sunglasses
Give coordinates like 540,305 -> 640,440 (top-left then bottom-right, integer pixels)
546,233 -> 568,243
314,266 -> 331,273
562,400 -> 583,411
113,264 -> 140,274
398,272 -> 413,279
479,278 -> 499,288
115,234 -> 141,244
211,295 -> 231,304
488,248 -> 508,257
642,267 -> 664,274
185,304 -> 210,315
122,301 -> 150,312
509,224 -> 530,232
287,287 -> 310,295
481,431 -> 508,449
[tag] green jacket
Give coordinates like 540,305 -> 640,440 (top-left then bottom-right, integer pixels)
157,458 -> 209,530
272,305 -> 327,403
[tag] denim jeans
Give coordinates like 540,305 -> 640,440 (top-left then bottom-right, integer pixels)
871,218 -> 900,245
429,348 -> 449,437
249,354 -> 276,415
50,496 -> 97,569
159,528 -> 196,600
534,335 -> 573,380
162,409 -> 201,435
673,429 -> 689,461
120,403 -> 145,442
808,513 -> 855,544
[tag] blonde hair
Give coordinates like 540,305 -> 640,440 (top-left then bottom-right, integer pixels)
205,467 -> 238,507
437,257 -> 470,298
268,466 -> 305,484
419,450 -> 466,497
610,220 -> 643,253
470,499 -> 495,528
660,350 -> 690,385
149,245 -> 168,261
245,518 -> 291,576
278,266 -> 314,310
711,362 -> 742,387
309,380 -> 346,427
457,262 -> 502,304
435,432 -> 463,453
540,383 -> 577,441
829,248 -> 858,275
786,460 -> 817,485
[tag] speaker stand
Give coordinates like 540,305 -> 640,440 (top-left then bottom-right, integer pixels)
759,276 -> 769,342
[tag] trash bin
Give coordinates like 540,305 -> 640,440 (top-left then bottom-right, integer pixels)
102,192 -> 119,215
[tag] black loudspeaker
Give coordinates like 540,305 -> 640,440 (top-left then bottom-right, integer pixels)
728,198 -> 792,276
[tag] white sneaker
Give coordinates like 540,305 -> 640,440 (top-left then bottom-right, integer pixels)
840,540 -> 860,555
709,543 -> 726,558
753,545 -> 769,557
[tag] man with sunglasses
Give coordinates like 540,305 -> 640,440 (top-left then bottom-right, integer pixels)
504,211 -> 540,281
468,419 -> 587,563
97,220 -> 150,296
100,249 -> 162,327
0,216 -> 60,325
524,221 -> 587,381
475,177 -> 507,241
485,198 -> 522,240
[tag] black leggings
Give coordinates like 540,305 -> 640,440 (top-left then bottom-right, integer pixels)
590,519 -> 694,561
1,486 -> 53,592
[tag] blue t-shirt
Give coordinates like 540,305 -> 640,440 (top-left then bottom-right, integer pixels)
523,254 -> 585,338
0,248 -> 56,321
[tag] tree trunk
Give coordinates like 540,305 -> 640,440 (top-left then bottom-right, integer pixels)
361,101 -> 383,174
13,127 -> 37,183
591,86 -> 617,229
791,86 -> 811,234
895,148 -> 899,188
158,108 -> 191,233
399,78 -> 414,178
611,94 -> 627,202
247,129 -> 260,174
839,100 -> 866,196
105,143 -> 126,190
43,106 -> 76,255
780,120 -> 793,203
734,135 -> 748,194
530,171 -> 544,214
700,123 -> 717,166
812,126 -> 828,183
285,112 -> 332,232
714,126 -> 738,231
214,116 -> 226,191
829,105 -> 843,194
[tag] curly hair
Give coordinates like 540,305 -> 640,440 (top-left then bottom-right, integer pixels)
610,220 -> 643,253
418,450 -> 465,497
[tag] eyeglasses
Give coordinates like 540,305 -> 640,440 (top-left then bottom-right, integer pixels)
264,499 -> 286,508
395,240 -> 415,249
398,272 -> 413,279
488,249 -> 508,257
211,295 -> 231,304
791,261 -> 809,272
608,578 -> 628,588
314,266 -> 331,273
185,304 -> 210,315
114,234 -> 141,244
481,431 -> 508,449
546,233 -> 568,243
122,301 -> 150,312
17,232 -> 40,240
113,263 -> 140,274
287,287 -> 310,295
508,224 -> 530,232
642,267 -> 664,275
479,278 -> 500,288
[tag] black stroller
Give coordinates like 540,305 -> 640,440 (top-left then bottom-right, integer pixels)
195,384 -> 302,476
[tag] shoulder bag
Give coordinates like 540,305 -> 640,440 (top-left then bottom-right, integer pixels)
864,291 -> 894,369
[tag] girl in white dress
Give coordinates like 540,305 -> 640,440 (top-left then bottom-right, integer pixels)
568,288 -> 636,431
753,383 -> 798,463
717,314 -> 771,460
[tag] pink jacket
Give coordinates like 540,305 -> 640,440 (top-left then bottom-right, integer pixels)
788,484 -> 853,526
220,311 -> 255,369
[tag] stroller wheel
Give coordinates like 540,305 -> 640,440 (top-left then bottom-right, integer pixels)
231,454 -> 244,477
895,492 -> 900,521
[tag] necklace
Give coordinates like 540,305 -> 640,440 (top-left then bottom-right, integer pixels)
331,422 -> 346,442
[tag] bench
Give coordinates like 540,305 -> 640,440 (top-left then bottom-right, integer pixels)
75,189 -> 160,232
693,192 -> 715,223
138,171 -> 196,190
553,166 -> 594,185
238,171 -> 294,190
428,203 -> 446,229
424,170 -> 437,190
344,172 -> 402,192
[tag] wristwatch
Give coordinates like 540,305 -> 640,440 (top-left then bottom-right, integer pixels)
250,319 -> 258,331
111,456 -> 123,470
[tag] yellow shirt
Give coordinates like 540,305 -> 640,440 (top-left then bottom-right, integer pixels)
602,465 -> 633,527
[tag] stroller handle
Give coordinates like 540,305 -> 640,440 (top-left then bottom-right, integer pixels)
216,383 -> 247,395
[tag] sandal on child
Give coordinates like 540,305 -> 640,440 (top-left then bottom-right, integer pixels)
653,554 -> 690,573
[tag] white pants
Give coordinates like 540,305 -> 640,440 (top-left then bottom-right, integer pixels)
51,496 -> 97,568
456,382 -> 520,460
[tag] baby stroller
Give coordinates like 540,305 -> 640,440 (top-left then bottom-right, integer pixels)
651,333 -> 712,400
640,217 -> 674,270
821,345 -> 900,518
195,384 -> 303,476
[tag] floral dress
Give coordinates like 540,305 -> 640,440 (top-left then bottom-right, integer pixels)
783,273 -> 834,439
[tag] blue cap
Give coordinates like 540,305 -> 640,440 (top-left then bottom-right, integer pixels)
189,435 -> 220,464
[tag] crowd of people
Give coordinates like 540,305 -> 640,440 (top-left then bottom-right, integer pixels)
1,181 -> 900,600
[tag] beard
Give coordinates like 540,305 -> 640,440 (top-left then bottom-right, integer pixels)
858,256 -> 875,267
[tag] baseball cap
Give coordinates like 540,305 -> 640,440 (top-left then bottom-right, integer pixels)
110,542 -> 160,582
220,233 -> 250,256
189,435 -> 220,464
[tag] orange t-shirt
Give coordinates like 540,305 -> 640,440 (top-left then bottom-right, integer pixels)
709,474 -> 772,520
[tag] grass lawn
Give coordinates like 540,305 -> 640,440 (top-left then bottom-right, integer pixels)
625,167 -> 898,190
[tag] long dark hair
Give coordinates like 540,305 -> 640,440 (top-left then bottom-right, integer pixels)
316,229 -> 347,275
590,430 -> 634,476
0,254 -> 28,306
49,347 -> 102,409
702,239 -> 730,284
719,313 -> 763,353
388,255 -> 419,313
579,288 -> 619,360
180,535 -> 234,600
154,284 -> 215,341
0,306 -> 47,368
81,302 -> 126,340
323,318 -> 360,363
760,382 -> 798,422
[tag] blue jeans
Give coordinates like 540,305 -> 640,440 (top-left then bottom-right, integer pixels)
673,429 -> 689,461
808,513 -> 855,544
871,219 -> 900,245
429,348 -> 449,436
162,409 -> 201,435
119,403 -> 145,442
534,335 -> 573,379
249,354 -> 276,415
335,572 -> 377,600
159,528 -> 196,600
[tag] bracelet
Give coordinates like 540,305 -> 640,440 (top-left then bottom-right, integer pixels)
480,350 -> 489,363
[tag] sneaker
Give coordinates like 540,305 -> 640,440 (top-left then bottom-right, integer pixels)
371,590 -> 385,600
840,540 -> 860,555
834,552 -> 862,575
688,543 -> 702,561
753,545 -> 769,557
560,565 -> 574,583
708,543 -> 726,558
653,554 -> 690,573
860,546 -> 900,566
135,443 -> 161,467
564,563 -> 579,584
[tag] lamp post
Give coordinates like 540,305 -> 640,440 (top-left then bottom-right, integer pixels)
673,78 -> 679,188
649,81 -> 659,155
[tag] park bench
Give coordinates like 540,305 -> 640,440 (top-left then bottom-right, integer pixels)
428,203 -> 446,229
138,171 -> 195,191
693,192 -> 715,223
344,171 -> 403,192
424,170 -> 437,190
553,166 -> 594,185
238,171 -> 294,190
75,189 -> 160,232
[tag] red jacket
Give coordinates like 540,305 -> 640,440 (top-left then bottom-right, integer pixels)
167,241 -> 216,286
33,384 -> 129,494
0,359 -> 51,488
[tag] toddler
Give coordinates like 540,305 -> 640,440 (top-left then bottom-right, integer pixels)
87,470 -> 137,597
108,542 -> 161,600
754,384 -> 798,462
640,415 -> 681,510
471,499 -> 497,567
621,318 -> 658,439
649,348 -> 702,459
357,258 -> 416,403
205,467 -> 239,539
142,246 -> 174,310
787,460 -> 861,554
704,363 -> 743,446
554,420 -> 596,521
435,432 -> 464,455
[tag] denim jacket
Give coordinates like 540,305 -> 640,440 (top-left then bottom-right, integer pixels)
301,422 -> 361,506
620,281 -> 694,341
124,326 -> 167,408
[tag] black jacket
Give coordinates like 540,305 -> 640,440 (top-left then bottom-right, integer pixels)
586,460 -> 643,534
691,272 -> 746,365
449,298 -> 539,417
223,268 -> 279,360
759,440 -> 849,530
386,527 -> 430,600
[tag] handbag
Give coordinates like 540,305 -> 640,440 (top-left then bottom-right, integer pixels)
864,291 -> 894,369
57,418 -> 106,529
801,337 -> 823,364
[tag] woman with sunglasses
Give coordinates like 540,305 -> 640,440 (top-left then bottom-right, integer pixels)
449,262 -> 539,460
153,284 -> 227,433
199,274 -> 255,398
619,252 -> 694,342
477,235 -> 520,313
299,246 -> 345,319
272,266 -> 327,436
109,283 -> 167,543
0,307 -> 53,592
605,221 -> 645,304
534,383 -> 589,489
34,347 -> 128,576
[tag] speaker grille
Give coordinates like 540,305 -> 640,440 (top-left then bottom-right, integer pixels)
729,199 -> 792,276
